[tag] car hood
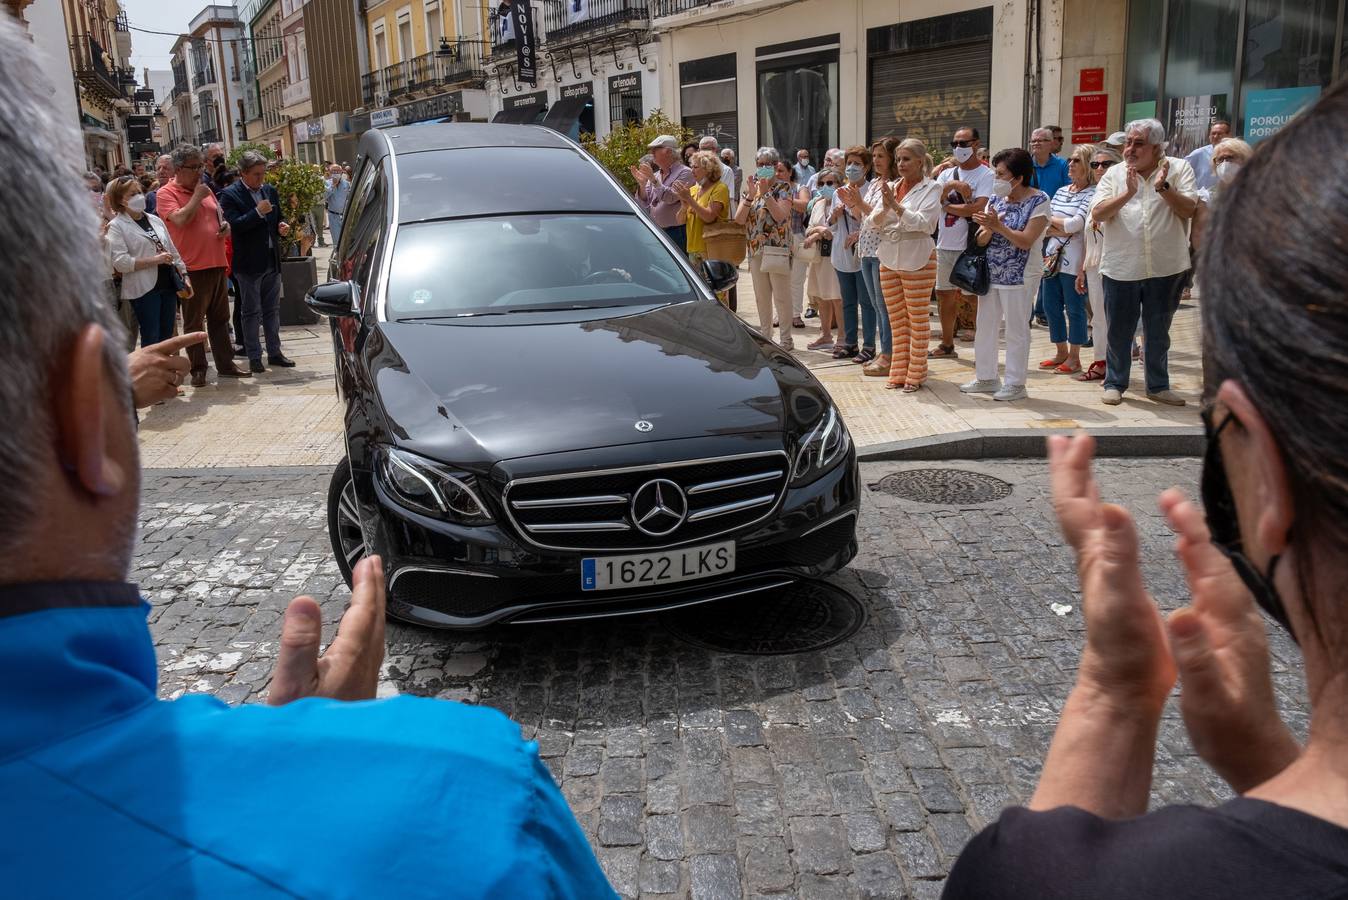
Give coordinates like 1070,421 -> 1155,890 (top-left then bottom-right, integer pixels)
369,301 -> 823,465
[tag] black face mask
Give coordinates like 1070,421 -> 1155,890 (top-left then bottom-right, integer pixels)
1200,406 -> 1293,635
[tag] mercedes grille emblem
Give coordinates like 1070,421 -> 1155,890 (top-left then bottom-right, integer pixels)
630,478 -> 687,537
635,420 -> 654,433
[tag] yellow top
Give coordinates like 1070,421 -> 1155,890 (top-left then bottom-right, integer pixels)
685,180 -> 730,254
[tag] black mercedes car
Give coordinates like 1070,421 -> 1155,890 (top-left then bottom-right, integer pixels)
308,123 -> 858,629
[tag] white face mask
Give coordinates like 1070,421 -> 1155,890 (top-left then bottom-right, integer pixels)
952,146 -> 974,164
1215,160 -> 1240,181
126,194 -> 147,214
992,178 -> 1013,198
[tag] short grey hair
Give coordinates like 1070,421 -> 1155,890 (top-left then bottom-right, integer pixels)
1031,127 -> 1054,141
0,14 -> 128,553
1124,118 -> 1168,149
698,135 -> 719,151
171,143 -> 202,168
239,150 -> 268,172
720,148 -> 735,163
203,141 -> 224,156
824,147 -> 844,165
755,146 -> 781,166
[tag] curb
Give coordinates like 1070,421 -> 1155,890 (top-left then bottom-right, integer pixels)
856,426 -> 1205,462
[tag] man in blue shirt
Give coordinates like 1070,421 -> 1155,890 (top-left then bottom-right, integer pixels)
0,16 -> 614,897
324,163 -> 353,246
1030,127 -> 1070,323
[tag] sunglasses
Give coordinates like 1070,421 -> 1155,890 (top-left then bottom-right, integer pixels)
818,181 -> 838,187
949,139 -> 974,148
1089,160 -> 1117,170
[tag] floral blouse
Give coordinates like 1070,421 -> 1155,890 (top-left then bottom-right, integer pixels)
747,181 -> 793,256
857,178 -> 888,259
986,190 -> 1050,286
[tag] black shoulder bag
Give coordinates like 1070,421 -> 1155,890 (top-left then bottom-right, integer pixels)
949,214 -> 990,296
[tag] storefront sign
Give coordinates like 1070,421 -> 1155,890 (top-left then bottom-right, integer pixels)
504,89 -> 547,109
510,0 -> 538,86
306,119 -> 324,139
608,72 -> 640,94
1124,100 -> 1156,123
1244,86 -> 1321,144
1079,67 -> 1104,93
292,121 -> 309,145
609,72 -> 643,127
370,107 -> 401,128
1071,93 -> 1108,139
1165,94 -> 1227,157
397,91 -> 465,124
560,81 -> 593,101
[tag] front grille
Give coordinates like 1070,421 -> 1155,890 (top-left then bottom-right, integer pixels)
503,451 -> 790,551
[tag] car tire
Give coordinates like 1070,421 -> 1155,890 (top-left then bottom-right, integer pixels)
327,456 -> 367,588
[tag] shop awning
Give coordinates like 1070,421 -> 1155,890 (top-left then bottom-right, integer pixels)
492,105 -> 547,124
540,96 -> 589,135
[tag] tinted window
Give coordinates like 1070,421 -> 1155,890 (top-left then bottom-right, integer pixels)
385,214 -> 696,318
338,167 -> 387,307
395,147 -> 632,223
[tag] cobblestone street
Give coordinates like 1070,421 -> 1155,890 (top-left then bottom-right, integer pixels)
137,458 -> 1307,899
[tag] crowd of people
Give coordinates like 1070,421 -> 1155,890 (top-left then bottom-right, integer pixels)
639,115 -> 1250,405
87,147 -> 358,390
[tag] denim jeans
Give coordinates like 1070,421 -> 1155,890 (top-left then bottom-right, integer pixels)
1102,271 -> 1188,393
1042,271 -> 1088,345
662,224 -> 687,254
235,269 -> 283,362
836,268 -> 876,350
131,286 -> 177,347
861,256 -> 889,355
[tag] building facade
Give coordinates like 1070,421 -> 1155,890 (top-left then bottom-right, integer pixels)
302,0 -> 365,163
241,0 -> 291,155
184,5 -> 246,152
166,36 -> 197,148
361,0 -> 490,129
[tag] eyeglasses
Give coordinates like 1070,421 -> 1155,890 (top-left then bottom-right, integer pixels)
949,139 -> 974,148
1089,160 -> 1117,170
178,163 -> 202,171
1029,138 -> 1051,145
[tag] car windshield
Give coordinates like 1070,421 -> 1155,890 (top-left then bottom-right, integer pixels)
386,214 -> 697,318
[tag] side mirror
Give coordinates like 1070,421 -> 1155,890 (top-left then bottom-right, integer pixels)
306,280 -> 359,318
701,259 -> 739,294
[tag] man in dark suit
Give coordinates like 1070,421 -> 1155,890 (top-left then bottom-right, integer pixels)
220,151 -> 295,372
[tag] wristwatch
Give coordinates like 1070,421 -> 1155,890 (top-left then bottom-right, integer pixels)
1157,180 -> 1171,194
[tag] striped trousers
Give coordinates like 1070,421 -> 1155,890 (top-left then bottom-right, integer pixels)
880,251 -> 939,387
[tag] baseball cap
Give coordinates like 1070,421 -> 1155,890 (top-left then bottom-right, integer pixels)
647,134 -> 678,150
1104,131 -> 1128,147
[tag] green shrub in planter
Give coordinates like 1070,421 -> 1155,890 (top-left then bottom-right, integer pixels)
226,141 -> 276,169
265,159 -> 327,258
581,110 -> 693,194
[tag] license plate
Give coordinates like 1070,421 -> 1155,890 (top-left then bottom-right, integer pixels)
581,541 -> 736,592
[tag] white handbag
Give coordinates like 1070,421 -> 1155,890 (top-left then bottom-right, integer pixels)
792,232 -> 819,263
759,244 -> 791,275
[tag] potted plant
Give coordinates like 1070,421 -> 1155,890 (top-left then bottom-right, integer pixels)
265,158 -> 327,325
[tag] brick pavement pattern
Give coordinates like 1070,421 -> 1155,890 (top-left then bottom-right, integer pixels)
138,460 -> 1307,898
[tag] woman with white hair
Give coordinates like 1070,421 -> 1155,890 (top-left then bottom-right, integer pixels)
734,147 -> 796,349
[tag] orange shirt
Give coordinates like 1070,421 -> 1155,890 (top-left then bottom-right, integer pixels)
155,181 -> 228,272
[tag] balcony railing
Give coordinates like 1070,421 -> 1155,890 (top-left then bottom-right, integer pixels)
651,0 -> 717,16
192,67 -> 216,89
543,0 -> 648,42
70,34 -> 122,99
362,41 -> 487,106
281,77 -> 310,107
199,128 -> 221,144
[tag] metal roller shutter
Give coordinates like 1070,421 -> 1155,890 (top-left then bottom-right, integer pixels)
868,39 -> 992,151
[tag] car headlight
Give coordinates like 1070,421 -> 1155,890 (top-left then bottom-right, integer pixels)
790,406 -> 851,485
375,446 -> 493,525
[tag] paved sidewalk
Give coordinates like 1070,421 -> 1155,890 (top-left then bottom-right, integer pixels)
137,248 -> 1201,468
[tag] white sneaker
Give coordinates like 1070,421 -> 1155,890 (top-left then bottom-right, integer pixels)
1102,388 -> 1124,406
959,378 -> 1000,394
1146,390 -> 1186,406
993,384 -> 1027,402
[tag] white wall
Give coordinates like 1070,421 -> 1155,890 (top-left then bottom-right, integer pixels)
655,0 -> 1030,155
27,0 -> 83,142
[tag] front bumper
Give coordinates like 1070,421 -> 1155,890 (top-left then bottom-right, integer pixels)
365,452 -> 859,629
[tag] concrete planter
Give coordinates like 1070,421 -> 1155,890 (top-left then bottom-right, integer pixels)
280,256 -> 320,326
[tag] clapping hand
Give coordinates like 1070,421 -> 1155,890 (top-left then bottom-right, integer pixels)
1151,158 -> 1171,192
268,555 -> 387,704
835,184 -> 858,207
972,206 -> 1000,230
1124,165 -> 1141,196
671,181 -> 693,203
1157,489 -> 1301,792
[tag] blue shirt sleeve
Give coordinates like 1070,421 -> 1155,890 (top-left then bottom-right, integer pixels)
519,750 -> 619,898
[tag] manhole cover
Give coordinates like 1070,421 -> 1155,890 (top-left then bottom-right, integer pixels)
662,581 -> 865,655
870,468 -> 1012,505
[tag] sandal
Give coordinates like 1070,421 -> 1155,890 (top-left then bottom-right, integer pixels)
831,343 -> 857,359
791,316 -> 806,329
1074,361 -> 1107,382
956,329 -> 975,343
902,383 -> 922,393
1039,356 -> 1069,369
929,344 -> 958,359
1054,360 -> 1082,375
852,348 -> 876,364
807,336 -> 835,350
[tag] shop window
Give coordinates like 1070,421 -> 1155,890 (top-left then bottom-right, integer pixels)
1124,0 -> 1164,116
1240,0 -> 1340,139
756,36 -> 838,167
680,53 -> 737,155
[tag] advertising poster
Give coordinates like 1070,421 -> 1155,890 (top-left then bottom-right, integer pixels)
1071,92 -> 1108,143
1164,94 -> 1227,158
1244,86 -> 1321,143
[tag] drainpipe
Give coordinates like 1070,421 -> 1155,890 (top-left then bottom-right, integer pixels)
353,0 -> 370,94
1023,0 -> 1042,145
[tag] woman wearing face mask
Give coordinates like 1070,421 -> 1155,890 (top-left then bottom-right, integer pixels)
945,82 -> 1348,900
1193,138 -> 1254,240
734,147 -> 797,349
1038,144 -> 1099,375
868,138 -> 941,391
965,149 -> 1051,402
828,146 -> 878,361
840,138 -> 901,376
1075,146 -> 1123,383
104,175 -> 191,348
802,167 -> 844,350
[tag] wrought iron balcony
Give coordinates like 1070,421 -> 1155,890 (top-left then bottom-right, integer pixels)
199,127 -> 221,144
70,34 -> 122,100
543,0 -> 648,43
651,0 -> 717,16
192,66 -> 217,89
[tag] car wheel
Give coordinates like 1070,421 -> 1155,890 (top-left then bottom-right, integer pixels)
327,457 -> 367,587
